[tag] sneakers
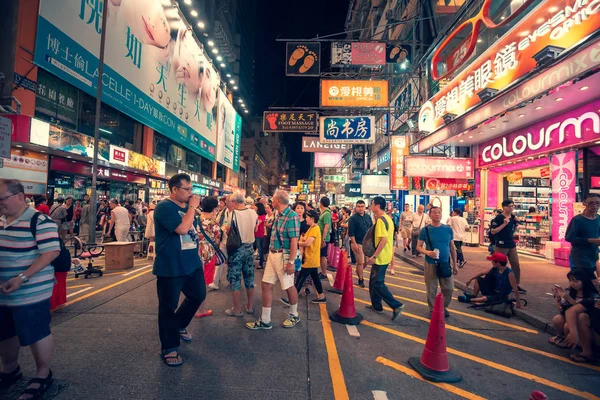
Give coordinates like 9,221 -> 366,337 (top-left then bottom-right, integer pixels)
392,304 -> 405,321
365,305 -> 384,314
311,297 -> 327,304
407,244 -> 411,251
280,297 -> 290,307
518,285 -> 527,294
207,283 -> 219,290
225,308 -> 243,317
444,309 -> 450,318
358,279 -> 365,288
458,292 -> 475,303
459,260 -> 467,268
319,273 -> 327,280
246,319 -> 273,330
282,313 -> 301,328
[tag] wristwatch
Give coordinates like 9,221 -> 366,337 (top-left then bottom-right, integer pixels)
18,273 -> 29,283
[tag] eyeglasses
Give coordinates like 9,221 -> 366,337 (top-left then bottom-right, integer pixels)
431,0 -> 535,81
0,193 -> 18,202
176,186 -> 193,192
586,202 -> 600,206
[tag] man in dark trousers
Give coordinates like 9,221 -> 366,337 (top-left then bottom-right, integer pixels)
490,199 -> 526,293
348,200 -> 372,288
566,193 -> 600,281
153,173 -> 205,367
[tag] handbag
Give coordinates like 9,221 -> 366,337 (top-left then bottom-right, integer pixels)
197,220 -> 226,266
226,212 -> 243,255
424,226 -> 452,278
362,216 -> 389,258
411,214 -> 425,236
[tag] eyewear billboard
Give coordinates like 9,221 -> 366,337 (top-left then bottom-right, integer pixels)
320,80 -> 388,107
34,0 -> 219,161
301,137 -> 350,153
216,89 -> 242,172
264,111 -> 318,133
319,116 -> 376,144
286,42 -> 321,76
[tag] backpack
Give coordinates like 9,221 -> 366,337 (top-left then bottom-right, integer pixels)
226,212 -> 242,255
30,212 -> 72,272
362,216 -> 390,258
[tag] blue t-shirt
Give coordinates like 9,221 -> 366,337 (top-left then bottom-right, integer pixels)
419,224 -> 454,264
152,199 -> 202,277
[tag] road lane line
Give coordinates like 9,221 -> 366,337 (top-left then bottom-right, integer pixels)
354,275 -> 458,300
66,287 -> 93,298
371,390 -> 389,400
376,357 -> 487,400
327,273 -> 335,286
354,297 -> 600,373
346,325 -> 360,338
362,321 -> 599,400
318,303 -> 350,400
123,265 -> 153,276
67,284 -> 91,289
54,269 -> 153,310
364,267 -> 422,279
354,285 -> 537,334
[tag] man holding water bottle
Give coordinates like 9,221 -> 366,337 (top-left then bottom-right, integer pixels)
416,206 -> 457,318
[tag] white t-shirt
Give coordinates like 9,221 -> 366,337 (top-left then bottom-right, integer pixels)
112,206 -> 130,229
233,208 -> 258,244
400,211 -> 414,228
412,213 -> 430,230
447,215 -> 469,241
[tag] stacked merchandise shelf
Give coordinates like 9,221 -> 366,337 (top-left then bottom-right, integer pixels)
482,208 -> 496,246
516,214 -> 550,256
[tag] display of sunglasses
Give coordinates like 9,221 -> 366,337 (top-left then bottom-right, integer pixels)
431,0 -> 537,81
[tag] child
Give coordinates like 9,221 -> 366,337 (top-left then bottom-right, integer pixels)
548,268 -> 598,348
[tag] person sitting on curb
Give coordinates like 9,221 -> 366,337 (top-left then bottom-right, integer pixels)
563,297 -> 600,363
459,252 -> 523,309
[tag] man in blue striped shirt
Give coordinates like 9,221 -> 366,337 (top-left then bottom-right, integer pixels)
0,180 -> 60,399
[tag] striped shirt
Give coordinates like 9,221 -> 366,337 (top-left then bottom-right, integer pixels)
0,207 -> 60,307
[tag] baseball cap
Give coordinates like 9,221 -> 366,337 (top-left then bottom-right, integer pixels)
486,252 -> 508,263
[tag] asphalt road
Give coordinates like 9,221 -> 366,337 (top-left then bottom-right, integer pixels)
5,256 -> 600,400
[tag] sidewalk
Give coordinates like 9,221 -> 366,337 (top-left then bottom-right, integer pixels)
394,245 -> 570,334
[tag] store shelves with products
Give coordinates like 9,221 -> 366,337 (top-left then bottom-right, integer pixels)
516,214 -> 551,257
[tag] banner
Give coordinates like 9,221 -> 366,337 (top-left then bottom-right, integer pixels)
506,172 -> 523,185
386,44 -> 411,64
34,0 -> 219,161
320,80 -> 388,107
361,174 -> 390,195
47,125 -> 110,162
109,145 -> 129,166
552,152 -> 576,242
351,144 -> 365,170
217,90 -> 242,172
405,156 -> 473,179
319,116 -> 375,144
314,152 -> 343,168
302,137 -> 350,153
324,175 -> 345,183
1,150 -> 48,195
410,177 -> 470,191
390,136 -> 409,190
331,42 -> 410,66
286,42 -> 320,76
345,183 -> 361,197
264,111 -> 318,133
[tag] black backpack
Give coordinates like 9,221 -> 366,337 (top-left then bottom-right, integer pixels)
30,212 -> 72,272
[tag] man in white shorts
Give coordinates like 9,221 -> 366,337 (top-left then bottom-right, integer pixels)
246,190 -> 301,330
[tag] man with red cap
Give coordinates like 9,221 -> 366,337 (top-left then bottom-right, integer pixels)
459,252 -> 523,307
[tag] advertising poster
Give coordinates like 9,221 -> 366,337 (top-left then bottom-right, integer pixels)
34,0 -> 219,161
263,111 -> 318,133
47,125 -> 110,161
352,145 -> 365,170
314,153 -> 343,168
320,80 -> 388,107
319,116 -> 375,144
386,44 -> 411,64
217,90 -> 241,172
1,150 -> 49,195
390,136 -> 409,190
286,42 -> 320,76
552,152 -> 576,242
301,137 -> 350,153
361,174 -> 391,195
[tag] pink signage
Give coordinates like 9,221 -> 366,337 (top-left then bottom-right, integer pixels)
351,43 -> 386,65
405,156 -> 474,179
591,176 -> 600,189
552,152 -> 576,243
314,152 -> 343,168
478,99 -> 600,167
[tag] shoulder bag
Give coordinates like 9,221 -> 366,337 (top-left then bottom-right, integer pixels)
362,216 -> 389,258
30,212 -> 72,272
412,213 -> 425,236
424,226 -> 452,278
198,221 -> 226,266
226,212 -> 242,255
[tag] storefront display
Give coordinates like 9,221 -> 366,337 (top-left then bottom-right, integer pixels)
0,148 -> 49,196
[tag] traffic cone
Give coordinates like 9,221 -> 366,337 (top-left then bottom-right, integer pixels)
327,243 -> 333,260
332,246 -> 341,270
529,391 -> 548,400
328,250 -> 347,294
329,257 -> 363,325
408,293 -> 462,382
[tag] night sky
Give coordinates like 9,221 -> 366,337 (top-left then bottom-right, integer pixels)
253,0 -> 349,180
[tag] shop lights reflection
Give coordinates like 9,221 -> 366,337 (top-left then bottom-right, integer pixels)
184,0 -> 191,4
580,86 -> 589,91
190,10 -> 198,17
197,21 -> 205,29
555,97 -> 563,102
535,106 -> 543,110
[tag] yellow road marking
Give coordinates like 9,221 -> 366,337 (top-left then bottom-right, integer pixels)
67,284 -> 91,289
102,272 -> 126,276
364,267 -> 422,279
354,285 -> 537,334
362,321 -> 599,400
355,297 -> 599,373
376,357 -> 487,400
54,269 -> 153,310
354,275 -> 458,300
318,303 -> 349,400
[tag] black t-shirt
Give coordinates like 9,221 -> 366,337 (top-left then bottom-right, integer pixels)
348,213 -> 373,245
490,214 -> 517,248
581,298 -> 600,335
299,219 -> 309,236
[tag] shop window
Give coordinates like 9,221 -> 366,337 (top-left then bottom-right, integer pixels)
167,143 -> 186,168
201,156 -> 212,176
186,151 -> 201,172
216,164 -> 226,181
153,134 -> 169,162
34,69 -> 79,131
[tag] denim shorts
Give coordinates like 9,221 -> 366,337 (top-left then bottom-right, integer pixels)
0,299 -> 52,346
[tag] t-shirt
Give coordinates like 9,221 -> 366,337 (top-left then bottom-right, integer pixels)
490,214 -> 517,248
233,208 -> 258,244
447,215 -> 469,242
566,214 -> 600,271
318,209 -> 332,242
255,215 -> 266,238
348,213 -> 373,245
35,204 -> 50,216
581,298 -> 600,335
299,219 -> 309,235
419,224 -> 454,264
303,225 -> 322,268
412,213 -> 430,230
400,211 -> 414,229
374,214 -> 395,265
152,199 -> 202,277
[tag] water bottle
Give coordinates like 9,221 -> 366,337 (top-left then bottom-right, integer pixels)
433,248 -> 440,259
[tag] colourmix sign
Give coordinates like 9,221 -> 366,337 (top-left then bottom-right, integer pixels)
405,157 -> 474,179
551,152 -> 575,242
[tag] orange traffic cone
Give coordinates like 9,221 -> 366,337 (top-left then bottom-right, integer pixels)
408,293 -> 461,382
530,391 -> 548,400
329,257 -> 363,325
328,250 -> 348,294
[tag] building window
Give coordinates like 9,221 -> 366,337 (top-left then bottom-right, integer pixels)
216,164 -> 226,181
167,143 -> 185,168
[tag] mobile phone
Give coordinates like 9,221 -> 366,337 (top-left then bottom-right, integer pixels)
553,284 -> 562,289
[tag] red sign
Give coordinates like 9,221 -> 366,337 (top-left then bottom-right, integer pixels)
390,136 -> 409,190
424,178 -> 470,191
50,157 -> 146,184
540,167 -> 551,178
351,42 -> 386,65
3,114 -> 31,143
591,176 -> 600,188
113,148 -> 126,163
405,156 -> 474,179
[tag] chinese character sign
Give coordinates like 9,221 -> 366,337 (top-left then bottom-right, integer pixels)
286,42 -> 321,77
217,89 -> 242,172
390,136 -> 408,190
319,116 -> 375,144
34,0 -> 219,161
263,111 -> 318,133
321,80 -> 388,107
331,42 -> 410,66
324,175 -> 346,183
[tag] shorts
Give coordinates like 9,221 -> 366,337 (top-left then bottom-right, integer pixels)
0,299 -> 52,346
262,252 -> 295,290
400,227 -> 411,239
320,246 -> 328,258
227,244 -> 255,291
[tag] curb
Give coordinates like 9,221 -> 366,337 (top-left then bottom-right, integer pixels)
394,251 -> 556,335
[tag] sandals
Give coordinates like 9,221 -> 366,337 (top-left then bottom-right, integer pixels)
0,365 -> 22,388
548,335 -> 564,345
162,352 -> 183,367
179,329 -> 192,342
19,371 -> 54,400
570,354 -> 594,363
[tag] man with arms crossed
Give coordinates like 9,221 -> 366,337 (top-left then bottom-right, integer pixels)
348,200 -> 373,288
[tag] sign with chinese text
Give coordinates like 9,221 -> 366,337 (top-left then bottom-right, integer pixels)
319,116 -> 375,144
314,152 -> 344,168
351,42 -> 386,65
478,100 -> 600,167
34,0 -> 219,161
2,149 -> 48,195
345,183 -> 362,197
109,145 -> 129,166
0,117 -> 11,159
361,174 -> 391,195
405,156 -> 473,179
264,112 -> 318,133
410,177 -> 470,191
552,152 -> 576,242
34,70 -> 79,129
324,175 -> 346,183
418,0 -> 600,135
320,80 -> 388,107
217,89 -> 242,172
390,136 -> 409,190
352,144 -> 365,171
286,42 -> 321,76
301,137 -> 350,153
540,167 -> 551,178
331,42 -> 409,65
390,82 -> 418,132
